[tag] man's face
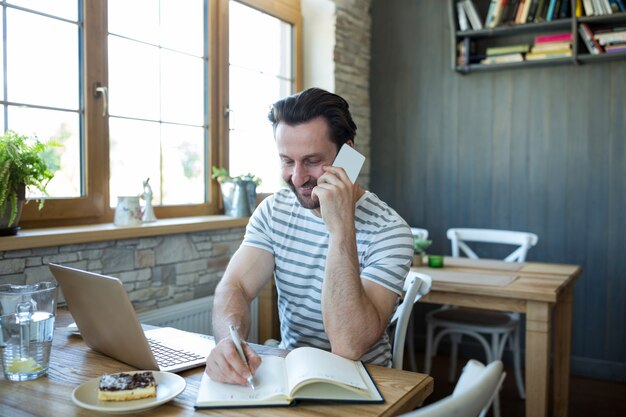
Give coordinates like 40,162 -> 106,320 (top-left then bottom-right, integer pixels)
275,117 -> 338,210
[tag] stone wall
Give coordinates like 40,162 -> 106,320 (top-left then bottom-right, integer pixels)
334,0 -> 372,188
0,228 -> 245,313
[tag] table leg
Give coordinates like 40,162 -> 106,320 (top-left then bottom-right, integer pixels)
525,301 -> 551,417
553,284 -> 574,417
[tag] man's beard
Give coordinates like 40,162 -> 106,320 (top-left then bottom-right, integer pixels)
287,179 -> 320,210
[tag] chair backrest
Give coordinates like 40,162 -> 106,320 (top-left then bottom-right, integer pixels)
446,228 -> 538,262
391,271 -> 432,369
411,227 -> 429,241
399,359 -> 506,417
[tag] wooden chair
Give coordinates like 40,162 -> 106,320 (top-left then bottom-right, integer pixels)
423,228 -> 537,417
399,359 -> 506,417
390,271 -> 432,370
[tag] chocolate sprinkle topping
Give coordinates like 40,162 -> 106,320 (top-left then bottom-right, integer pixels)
99,372 -> 156,391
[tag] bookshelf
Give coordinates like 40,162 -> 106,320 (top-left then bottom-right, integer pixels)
451,0 -> 626,74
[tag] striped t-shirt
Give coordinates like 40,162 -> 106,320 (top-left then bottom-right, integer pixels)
243,188 -> 414,366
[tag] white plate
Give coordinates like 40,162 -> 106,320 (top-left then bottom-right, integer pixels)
71,371 -> 186,414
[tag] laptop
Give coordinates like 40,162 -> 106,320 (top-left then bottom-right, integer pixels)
49,263 -> 215,373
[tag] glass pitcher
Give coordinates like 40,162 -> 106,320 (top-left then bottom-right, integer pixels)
0,282 -> 58,381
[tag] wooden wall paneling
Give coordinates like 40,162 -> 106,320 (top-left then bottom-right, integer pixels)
584,64 -> 611,360
526,69 -> 550,257
508,70 -> 532,235
422,0 -> 447,246
564,65 -> 590,362
458,73 -> 494,230
606,63 -> 626,363
490,73 -> 514,231
543,68 -> 570,263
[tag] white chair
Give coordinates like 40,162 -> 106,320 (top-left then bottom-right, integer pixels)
390,271 -> 432,370
405,227 -> 430,370
411,227 -> 429,241
423,228 -> 538,417
399,359 -> 506,417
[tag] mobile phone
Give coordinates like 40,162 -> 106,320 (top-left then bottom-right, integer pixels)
332,143 -> 366,183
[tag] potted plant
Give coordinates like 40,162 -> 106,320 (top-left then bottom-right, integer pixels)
412,236 -> 432,266
0,130 -> 54,235
212,167 -> 262,217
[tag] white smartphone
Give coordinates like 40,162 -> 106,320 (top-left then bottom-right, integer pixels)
332,143 -> 366,183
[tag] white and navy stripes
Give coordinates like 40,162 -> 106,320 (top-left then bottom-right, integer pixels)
243,188 -> 413,366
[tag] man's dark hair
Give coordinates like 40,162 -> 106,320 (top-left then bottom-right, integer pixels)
268,87 -> 357,148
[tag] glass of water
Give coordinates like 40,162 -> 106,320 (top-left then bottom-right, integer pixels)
0,282 -> 58,381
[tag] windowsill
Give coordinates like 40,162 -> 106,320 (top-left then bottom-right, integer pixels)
0,215 -> 249,252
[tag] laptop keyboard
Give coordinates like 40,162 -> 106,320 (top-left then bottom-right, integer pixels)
148,339 -> 205,367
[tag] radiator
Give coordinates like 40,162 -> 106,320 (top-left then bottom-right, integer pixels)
137,296 -> 259,343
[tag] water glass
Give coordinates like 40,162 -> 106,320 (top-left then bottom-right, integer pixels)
0,282 -> 58,381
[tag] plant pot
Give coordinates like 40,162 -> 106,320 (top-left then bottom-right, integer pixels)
0,184 -> 25,236
412,254 -> 424,266
220,180 -> 257,217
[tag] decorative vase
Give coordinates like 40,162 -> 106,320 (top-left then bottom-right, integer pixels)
220,180 -> 257,217
412,254 -> 424,266
113,196 -> 143,226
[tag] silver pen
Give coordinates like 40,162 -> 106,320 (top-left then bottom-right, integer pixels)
228,324 -> 256,390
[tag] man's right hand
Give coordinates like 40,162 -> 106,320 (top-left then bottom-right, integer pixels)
204,337 -> 262,386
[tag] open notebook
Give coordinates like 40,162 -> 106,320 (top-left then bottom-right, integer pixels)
195,346 -> 383,409
49,263 -> 214,373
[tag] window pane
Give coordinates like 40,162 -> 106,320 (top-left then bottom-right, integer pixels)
109,118 -> 160,201
160,0 -> 204,56
229,2 -> 292,77
108,1 -> 208,208
8,0 -> 77,20
8,106 -> 80,198
7,9 -> 78,109
161,124 -> 204,205
108,36 -> 160,120
109,119 -> 205,206
229,1 -> 294,193
161,50 -> 204,125
108,0 -> 159,45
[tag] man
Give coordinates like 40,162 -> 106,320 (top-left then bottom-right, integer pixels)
205,88 -> 413,386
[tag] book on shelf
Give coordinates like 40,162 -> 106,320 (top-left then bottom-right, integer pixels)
457,1 -> 470,31
594,30 -> 626,45
518,0 -> 534,22
559,0 -> 571,18
526,0 -> 541,22
525,50 -> 573,59
194,347 -> 383,409
534,32 -> 573,44
503,0 -> 522,24
485,0 -> 507,28
486,44 -> 531,55
614,0 -> 626,12
582,0 -> 595,15
608,0 -> 623,12
481,52 -> 525,64
535,0 -> 549,22
578,23 -> 604,54
604,43 -> 626,53
530,40 -> 572,52
464,0 -> 484,30
546,0 -> 559,21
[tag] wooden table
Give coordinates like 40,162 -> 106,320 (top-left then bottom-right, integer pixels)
413,257 -> 581,417
0,309 -> 433,417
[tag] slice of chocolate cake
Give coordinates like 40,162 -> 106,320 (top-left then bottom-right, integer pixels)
98,371 -> 157,401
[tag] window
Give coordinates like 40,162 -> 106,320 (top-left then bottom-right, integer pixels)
9,0 -> 301,228
228,0 -> 297,193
